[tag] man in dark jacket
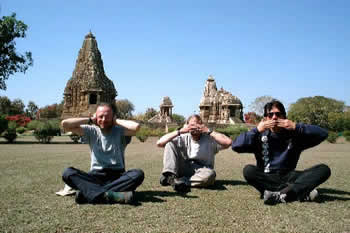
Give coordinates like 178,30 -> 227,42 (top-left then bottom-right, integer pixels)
232,100 -> 331,205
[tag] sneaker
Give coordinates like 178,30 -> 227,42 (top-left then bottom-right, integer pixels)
75,191 -> 88,204
56,184 -> 76,196
172,177 -> 191,193
160,173 -> 175,186
304,189 -> 318,202
263,190 -> 287,205
104,191 -> 134,204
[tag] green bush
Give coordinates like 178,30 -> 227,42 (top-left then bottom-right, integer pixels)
343,130 -> 350,142
0,115 -> 8,135
33,120 -> 61,143
16,126 -> 26,134
136,126 -> 150,142
326,131 -> 338,143
26,120 -> 41,131
216,125 -> 248,140
2,121 -> 17,143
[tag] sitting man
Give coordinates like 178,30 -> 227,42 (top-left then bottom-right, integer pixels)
232,100 -> 331,205
61,102 -> 144,204
157,114 -> 232,192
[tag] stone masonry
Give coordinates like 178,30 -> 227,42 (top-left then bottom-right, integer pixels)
61,32 -> 117,119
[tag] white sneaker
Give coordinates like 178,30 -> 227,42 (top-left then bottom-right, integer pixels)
56,184 -> 76,196
305,189 -> 318,201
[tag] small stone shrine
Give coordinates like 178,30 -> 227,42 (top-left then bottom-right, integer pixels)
61,32 -> 117,119
199,75 -> 243,124
148,96 -> 174,124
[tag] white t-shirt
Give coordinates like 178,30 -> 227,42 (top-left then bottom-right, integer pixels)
173,133 -> 222,168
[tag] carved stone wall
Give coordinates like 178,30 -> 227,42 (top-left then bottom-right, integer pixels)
199,76 -> 243,124
61,32 -> 117,119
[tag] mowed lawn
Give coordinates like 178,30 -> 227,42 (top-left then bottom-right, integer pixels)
0,136 -> 349,233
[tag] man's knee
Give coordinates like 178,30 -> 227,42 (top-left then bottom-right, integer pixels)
191,168 -> 216,187
127,169 -> 145,185
316,163 -> 331,181
243,165 -> 258,182
62,167 -> 78,182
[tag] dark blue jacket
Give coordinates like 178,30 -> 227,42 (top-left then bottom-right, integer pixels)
231,123 -> 328,173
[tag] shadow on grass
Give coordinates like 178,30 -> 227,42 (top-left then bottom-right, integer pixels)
0,141 -> 78,145
318,187 -> 350,202
206,179 -> 249,190
133,190 -> 198,205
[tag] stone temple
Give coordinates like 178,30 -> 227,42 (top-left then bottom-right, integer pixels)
199,76 -> 243,124
148,96 -> 174,124
61,32 -> 117,119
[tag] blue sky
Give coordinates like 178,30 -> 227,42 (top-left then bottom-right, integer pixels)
1,1 -> 349,117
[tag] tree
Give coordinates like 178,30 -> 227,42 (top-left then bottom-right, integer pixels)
249,96 -> 276,116
144,108 -> 158,121
9,98 -> 25,115
288,96 -> 344,129
0,13 -> 33,90
39,103 -> 62,119
0,96 -> 11,114
172,113 -> 185,126
26,101 -> 38,119
115,99 -> 134,119
244,112 -> 262,125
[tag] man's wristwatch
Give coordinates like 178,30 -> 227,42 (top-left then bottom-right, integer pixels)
177,127 -> 181,136
88,118 -> 93,125
207,128 -> 213,136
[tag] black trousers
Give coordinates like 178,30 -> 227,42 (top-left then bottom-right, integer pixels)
243,164 -> 331,201
62,167 -> 144,203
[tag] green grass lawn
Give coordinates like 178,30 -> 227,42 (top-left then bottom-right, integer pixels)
0,136 -> 349,233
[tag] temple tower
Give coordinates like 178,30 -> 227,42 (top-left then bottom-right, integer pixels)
199,75 -> 243,124
61,32 -> 117,119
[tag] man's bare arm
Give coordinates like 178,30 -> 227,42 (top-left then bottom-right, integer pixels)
115,119 -> 140,136
61,118 -> 89,136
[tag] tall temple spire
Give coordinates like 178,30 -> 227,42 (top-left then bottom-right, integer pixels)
61,32 -> 117,119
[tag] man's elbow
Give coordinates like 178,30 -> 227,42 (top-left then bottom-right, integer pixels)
156,140 -> 165,148
134,123 -> 141,132
61,120 -> 68,130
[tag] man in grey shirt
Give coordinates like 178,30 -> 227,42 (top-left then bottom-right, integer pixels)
61,102 -> 144,204
157,114 -> 232,192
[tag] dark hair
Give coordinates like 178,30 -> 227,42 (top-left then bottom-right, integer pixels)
263,100 -> 286,118
98,102 -> 117,117
186,114 -> 203,124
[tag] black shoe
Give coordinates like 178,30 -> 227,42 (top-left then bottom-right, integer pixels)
172,177 -> 191,193
75,191 -> 88,204
263,190 -> 286,205
160,173 -> 176,186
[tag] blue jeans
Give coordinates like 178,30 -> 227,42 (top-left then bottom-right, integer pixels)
62,167 -> 144,203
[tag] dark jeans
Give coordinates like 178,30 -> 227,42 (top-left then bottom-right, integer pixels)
62,167 -> 144,203
243,164 -> 331,201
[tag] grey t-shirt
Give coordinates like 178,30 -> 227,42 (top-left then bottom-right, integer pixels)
81,125 -> 127,171
172,133 -> 222,168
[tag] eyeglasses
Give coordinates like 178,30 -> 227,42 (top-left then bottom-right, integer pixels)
266,111 -> 283,118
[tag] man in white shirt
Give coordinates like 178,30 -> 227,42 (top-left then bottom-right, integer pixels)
156,115 -> 232,192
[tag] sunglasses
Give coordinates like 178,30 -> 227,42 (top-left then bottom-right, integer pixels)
266,112 -> 283,118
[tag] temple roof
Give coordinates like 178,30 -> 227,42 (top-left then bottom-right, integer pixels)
64,32 -> 117,98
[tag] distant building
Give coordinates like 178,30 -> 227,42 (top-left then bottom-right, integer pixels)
61,32 -> 117,119
199,75 -> 243,124
148,96 -> 174,124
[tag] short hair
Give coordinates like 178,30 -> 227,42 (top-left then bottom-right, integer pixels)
186,114 -> 203,124
263,100 -> 286,118
97,102 -> 117,117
